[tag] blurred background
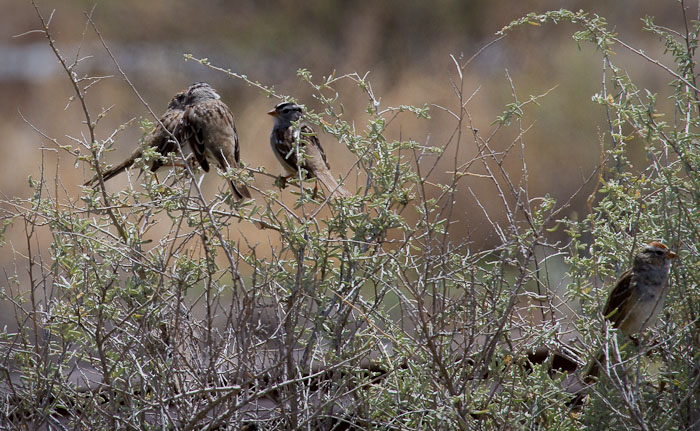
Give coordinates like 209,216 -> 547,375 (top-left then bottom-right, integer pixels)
0,0 -> 686,265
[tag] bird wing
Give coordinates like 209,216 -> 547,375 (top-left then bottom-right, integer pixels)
84,107 -> 184,186
278,123 -> 330,176
182,101 -> 211,172
232,115 -> 241,164
301,123 -> 329,168
209,103 -> 250,200
602,269 -> 633,327
183,99 -> 250,199
299,124 -> 350,197
147,108 -> 186,171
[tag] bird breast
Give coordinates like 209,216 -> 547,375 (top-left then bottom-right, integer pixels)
620,267 -> 670,333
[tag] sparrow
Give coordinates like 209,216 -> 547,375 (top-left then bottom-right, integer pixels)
84,90 -> 188,186
180,82 -> 251,200
583,241 -> 677,382
602,241 -> 676,335
268,102 -> 350,198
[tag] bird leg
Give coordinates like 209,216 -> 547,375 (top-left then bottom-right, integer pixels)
311,181 -> 319,200
161,153 -> 195,170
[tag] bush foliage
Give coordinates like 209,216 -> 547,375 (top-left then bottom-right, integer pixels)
1,4 -> 699,430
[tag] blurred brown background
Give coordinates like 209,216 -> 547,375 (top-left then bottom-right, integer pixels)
0,0 -> 684,263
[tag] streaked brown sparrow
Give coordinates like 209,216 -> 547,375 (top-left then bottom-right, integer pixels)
602,241 -> 676,335
584,241 -> 676,381
181,82 -> 251,200
268,102 -> 350,198
84,90 -> 187,186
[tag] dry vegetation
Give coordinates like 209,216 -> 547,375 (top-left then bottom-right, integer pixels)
1,2 -> 700,430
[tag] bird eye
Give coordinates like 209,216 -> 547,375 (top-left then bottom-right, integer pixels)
655,250 -> 664,256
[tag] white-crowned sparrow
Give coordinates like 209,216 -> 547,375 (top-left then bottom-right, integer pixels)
181,82 -> 251,200
268,102 -> 350,198
602,241 -> 676,335
84,89 -> 187,186
584,240 -> 677,381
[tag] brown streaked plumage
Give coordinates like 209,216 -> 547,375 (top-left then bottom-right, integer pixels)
84,90 -> 188,186
602,241 -> 676,334
584,241 -> 676,382
181,82 -> 251,200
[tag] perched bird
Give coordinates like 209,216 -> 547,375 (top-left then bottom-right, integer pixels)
180,82 -> 251,200
84,90 -> 188,186
584,241 -> 677,381
603,241 -> 676,335
268,102 -> 350,198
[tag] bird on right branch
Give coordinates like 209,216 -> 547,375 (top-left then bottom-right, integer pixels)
583,240 -> 677,381
268,102 -> 350,198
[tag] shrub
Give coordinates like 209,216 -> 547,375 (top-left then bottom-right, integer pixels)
1,4 -> 699,430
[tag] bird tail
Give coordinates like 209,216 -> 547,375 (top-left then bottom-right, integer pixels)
228,180 -> 251,201
315,170 -> 351,198
567,348 -> 605,409
83,151 -> 141,186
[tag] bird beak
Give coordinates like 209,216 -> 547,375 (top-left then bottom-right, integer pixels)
267,109 -> 278,117
668,251 -> 677,259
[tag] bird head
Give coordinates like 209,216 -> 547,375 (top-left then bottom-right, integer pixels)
184,82 -> 220,105
167,90 -> 188,110
636,241 -> 677,269
268,102 -> 303,124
